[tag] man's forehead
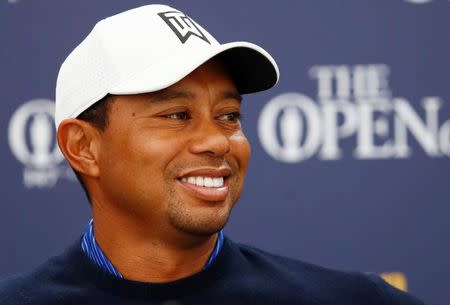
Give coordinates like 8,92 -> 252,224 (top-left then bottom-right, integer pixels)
143,87 -> 242,104
143,58 -> 242,103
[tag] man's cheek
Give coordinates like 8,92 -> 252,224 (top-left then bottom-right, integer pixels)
230,133 -> 251,165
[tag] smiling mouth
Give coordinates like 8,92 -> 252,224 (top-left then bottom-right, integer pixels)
177,170 -> 231,202
180,176 -> 224,188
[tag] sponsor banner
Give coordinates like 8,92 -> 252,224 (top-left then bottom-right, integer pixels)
259,64 -> 448,163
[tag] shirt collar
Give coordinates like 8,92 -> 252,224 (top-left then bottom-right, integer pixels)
81,219 -> 224,278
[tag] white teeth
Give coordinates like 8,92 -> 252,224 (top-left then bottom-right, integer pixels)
195,176 -> 204,187
181,176 -> 225,188
204,177 -> 213,187
213,177 -> 223,187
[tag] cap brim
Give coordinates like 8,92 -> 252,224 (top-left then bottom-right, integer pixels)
109,41 -> 279,95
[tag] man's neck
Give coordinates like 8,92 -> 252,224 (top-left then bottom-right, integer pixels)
91,207 -> 218,283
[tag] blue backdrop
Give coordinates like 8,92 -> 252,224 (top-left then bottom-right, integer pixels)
1,1 -> 448,304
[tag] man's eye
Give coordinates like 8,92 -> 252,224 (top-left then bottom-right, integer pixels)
221,112 -> 241,122
165,112 -> 190,120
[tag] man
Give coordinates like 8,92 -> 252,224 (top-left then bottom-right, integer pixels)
0,4 -> 425,305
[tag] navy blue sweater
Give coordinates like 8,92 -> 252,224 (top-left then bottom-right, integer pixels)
0,237 -> 425,305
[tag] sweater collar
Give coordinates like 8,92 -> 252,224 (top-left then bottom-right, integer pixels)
81,218 -> 224,279
60,233 -> 237,300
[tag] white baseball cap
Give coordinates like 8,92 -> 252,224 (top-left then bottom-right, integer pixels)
55,4 -> 279,127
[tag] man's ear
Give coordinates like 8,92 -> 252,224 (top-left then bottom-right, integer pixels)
57,119 -> 101,178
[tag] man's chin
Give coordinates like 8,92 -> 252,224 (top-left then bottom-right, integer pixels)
167,207 -> 231,236
174,224 -> 225,237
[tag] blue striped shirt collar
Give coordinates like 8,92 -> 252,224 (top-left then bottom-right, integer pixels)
81,219 -> 224,278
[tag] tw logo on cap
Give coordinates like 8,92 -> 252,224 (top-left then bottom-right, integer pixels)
158,11 -> 210,44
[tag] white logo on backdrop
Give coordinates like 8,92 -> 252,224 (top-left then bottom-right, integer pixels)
258,64 -> 449,163
404,0 -> 432,3
8,99 -> 75,188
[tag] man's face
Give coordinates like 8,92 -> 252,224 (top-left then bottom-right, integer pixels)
95,60 -> 250,236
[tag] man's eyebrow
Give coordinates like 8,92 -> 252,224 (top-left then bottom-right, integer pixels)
220,91 -> 242,103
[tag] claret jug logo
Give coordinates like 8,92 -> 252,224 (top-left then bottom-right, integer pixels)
8,99 -> 74,188
258,64 -> 449,163
158,11 -> 210,44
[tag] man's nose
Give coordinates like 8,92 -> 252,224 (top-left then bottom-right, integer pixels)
188,119 -> 231,157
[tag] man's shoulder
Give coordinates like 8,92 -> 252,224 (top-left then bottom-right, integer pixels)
0,264 -> 57,305
235,241 -> 367,284
231,241 -> 425,305
235,241 -> 364,279
0,242 -> 83,305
